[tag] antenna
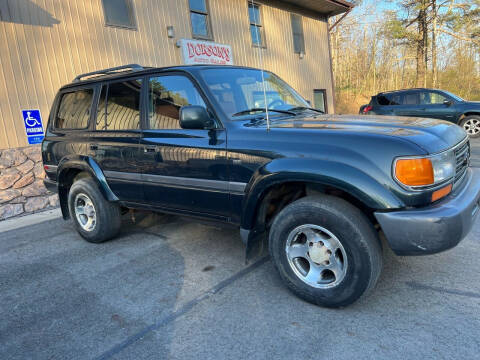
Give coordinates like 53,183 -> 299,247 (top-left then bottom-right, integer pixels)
250,0 -> 270,131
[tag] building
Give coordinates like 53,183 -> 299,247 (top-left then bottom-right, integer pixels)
0,0 -> 352,219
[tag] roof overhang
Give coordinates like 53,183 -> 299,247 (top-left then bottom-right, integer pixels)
276,0 -> 354,17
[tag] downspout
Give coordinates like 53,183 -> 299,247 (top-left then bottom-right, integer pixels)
327,8 -> 353,114
328,8 -> 352,32
327,26 -> 336,114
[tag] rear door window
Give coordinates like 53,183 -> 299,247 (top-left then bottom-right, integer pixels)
403,92 -> 420,105
390,94 -> 403,105
96,79 -> 143,131
56,88 -> 94,129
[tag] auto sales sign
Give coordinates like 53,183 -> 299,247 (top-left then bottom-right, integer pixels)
179,39 -> 234,66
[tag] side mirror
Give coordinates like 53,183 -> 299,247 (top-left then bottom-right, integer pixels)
179,106 -> 214,130
443,100 -> 452,107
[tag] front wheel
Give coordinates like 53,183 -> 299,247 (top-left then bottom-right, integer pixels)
460,116 -> 480,138
269,195 -> 383,308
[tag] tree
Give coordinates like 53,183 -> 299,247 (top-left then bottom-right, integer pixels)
329,0 -> 480,114
439,0 -> 480,44
385,0 -> 431,87
431,0 -> 438,87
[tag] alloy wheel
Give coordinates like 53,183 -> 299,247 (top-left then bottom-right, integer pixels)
285,224 -> 348,289
463,118 -> 480,136
74,193 -> 97,232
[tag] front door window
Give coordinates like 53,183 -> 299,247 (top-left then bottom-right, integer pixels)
148,75 -> 206,130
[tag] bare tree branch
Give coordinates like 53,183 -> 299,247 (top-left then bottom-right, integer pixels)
437,28 -> 480,44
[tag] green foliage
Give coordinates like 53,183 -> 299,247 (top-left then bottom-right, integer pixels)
383,15 -> 409,40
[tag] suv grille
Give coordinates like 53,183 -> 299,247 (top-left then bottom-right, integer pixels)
454,139 -> 470,184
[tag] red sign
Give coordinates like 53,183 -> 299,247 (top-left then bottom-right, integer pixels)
179,39 -> 234,65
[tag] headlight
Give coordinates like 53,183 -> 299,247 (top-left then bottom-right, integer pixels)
394,150 -> 456,188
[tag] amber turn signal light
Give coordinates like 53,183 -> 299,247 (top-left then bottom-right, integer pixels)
395,158 -> 434,186
432,184 -> 452,202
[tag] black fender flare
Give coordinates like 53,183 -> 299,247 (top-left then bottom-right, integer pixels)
240,158 -> 404,251
57,155 -> 118,219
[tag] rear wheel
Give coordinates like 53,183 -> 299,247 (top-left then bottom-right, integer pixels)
68,176 -> 121,243
460,116 -> 480,138
269,195 -> 383,308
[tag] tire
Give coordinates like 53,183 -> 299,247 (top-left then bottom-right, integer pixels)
460,116 -> 480,138
269,195 -> 382,308
68,176 -> 121,243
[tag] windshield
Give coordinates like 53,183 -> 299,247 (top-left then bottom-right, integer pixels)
442,90 -> 464,102
199,68 -> 309,118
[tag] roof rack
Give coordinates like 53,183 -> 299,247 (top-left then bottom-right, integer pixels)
379,87 -> 433,94
72,64 -> 144,82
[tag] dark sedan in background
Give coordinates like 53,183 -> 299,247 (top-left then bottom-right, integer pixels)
360,88 -> 480,138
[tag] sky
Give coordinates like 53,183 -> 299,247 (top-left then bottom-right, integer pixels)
346,0 -> 400,26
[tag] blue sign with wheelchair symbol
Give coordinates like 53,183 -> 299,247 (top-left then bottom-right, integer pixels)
22,109 -> 44,145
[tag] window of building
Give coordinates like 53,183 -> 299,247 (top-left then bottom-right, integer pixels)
96,79 -> 142,131
148,75 -> 206,130
0,1 -> 10,22
248,2 -> 265,47
313,89 -> 327,113
102,0 -> 136,29
189,0 -> 212,39
291,14 -> 305,54
55,89 -> 94,129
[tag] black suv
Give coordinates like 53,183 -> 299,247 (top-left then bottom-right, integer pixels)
42,65 -> 480,307
360,88 -> 480,138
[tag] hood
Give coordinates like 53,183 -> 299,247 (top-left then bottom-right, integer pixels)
461,100 -> 480,106
244,114 -> 467,154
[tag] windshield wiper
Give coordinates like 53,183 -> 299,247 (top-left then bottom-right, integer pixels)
287,106 -> 325,114
232,108 -> 296,117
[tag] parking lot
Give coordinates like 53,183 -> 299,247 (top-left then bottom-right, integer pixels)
1,139 -> 479,360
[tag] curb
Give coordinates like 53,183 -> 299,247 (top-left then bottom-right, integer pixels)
0,207 -> 62,233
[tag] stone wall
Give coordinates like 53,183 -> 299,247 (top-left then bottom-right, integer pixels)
0,146 -> 59,220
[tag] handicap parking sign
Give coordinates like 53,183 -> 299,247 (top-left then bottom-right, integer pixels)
22,109 -> 44,145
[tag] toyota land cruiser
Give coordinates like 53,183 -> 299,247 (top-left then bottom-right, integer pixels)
42,64 -> 480,307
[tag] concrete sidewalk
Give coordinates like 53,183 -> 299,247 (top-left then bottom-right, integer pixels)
0,208 -> 61,233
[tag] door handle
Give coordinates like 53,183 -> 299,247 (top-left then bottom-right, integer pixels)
144,145 -> 157,153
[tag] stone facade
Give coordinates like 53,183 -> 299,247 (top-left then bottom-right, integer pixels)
0,146 -> 59,220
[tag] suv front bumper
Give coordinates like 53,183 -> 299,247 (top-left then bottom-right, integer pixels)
375,168 -> 480,256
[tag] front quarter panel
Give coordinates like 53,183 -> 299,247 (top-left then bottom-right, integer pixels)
240,157 -> 405,229
458,103 -> 480,123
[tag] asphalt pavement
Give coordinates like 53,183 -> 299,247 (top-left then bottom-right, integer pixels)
0,139 -> 479,360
